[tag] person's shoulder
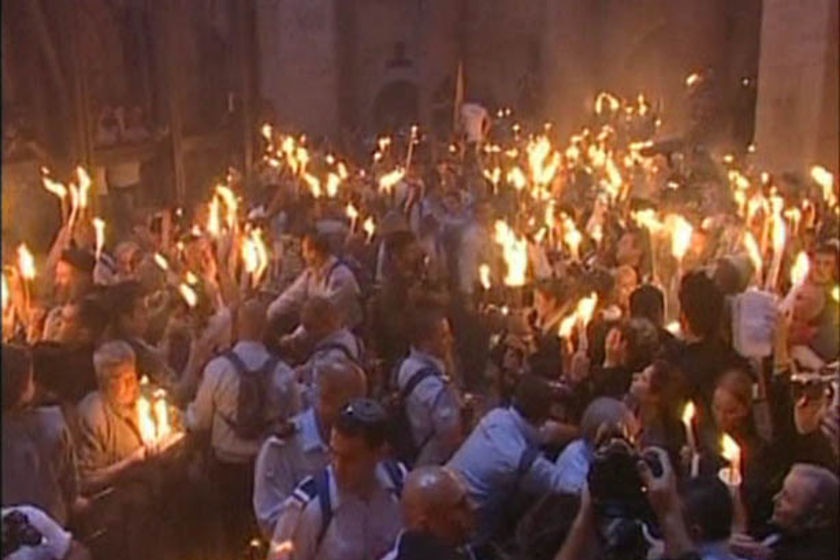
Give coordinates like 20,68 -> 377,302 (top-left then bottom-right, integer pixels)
77,392 -> 106,420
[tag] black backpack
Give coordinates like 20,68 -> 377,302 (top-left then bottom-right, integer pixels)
384,365 -> 439,467
220,351 -> 282,440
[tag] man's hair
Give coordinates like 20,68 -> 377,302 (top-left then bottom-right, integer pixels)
409,307 -> 447,348
678,270 -> 723,339
335,398 -> 388,449
790,464 -> 839,527
75,294 -> 110,342
512,374 -> 554,425
2,345 -> 32,412
93,340 -> 136,386
580,397 -> 630,445
302,229 -> 332,256
680,476 -> 734,542
630,284 -> 665,325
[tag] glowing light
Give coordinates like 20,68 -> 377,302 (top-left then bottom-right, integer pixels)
92,218 -> 106,260
363,217 -> 376,242
811,165 -> 836,207
153,253 -> 169,271
479,264 -> 492,290
790,251 -> 810,287
178,283 -> 198,308
76,167 -> 92,210
378,168 -> 405,194
493,220 -> 528,287
681,402 -> 696,426
17,244 -> 35,280
667,214 -> 694,261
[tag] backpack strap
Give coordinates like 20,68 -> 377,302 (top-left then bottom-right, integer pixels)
313,342 -> 358,364
381,459 -> 407,497
223,350 -> 250,374
516,446 -> 541,477
314,468 -> 333,550
400,366 -> 439,400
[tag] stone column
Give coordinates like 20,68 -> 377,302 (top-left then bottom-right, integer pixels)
753,0 -> 839,174
256,0 -> 339,138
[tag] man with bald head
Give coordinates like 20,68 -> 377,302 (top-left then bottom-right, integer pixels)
381,466 -> 475,560
186,298 -> 300,554
254,358 -> 368,537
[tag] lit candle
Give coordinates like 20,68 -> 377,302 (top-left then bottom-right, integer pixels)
136,396 -> 157,445
719,433 -> 742,486
92,218 -> 106,261
682,401 -> 700,477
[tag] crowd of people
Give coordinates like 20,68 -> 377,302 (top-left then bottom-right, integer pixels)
2,85 -> 839,560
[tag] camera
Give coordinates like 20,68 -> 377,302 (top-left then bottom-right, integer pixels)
587,436 -> 662,560
2,510 -> 43,557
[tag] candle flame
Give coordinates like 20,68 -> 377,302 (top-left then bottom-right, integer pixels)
153,253 -> 169,271
92,218 -> 106,260
136,396 -> 157,445
153,395 -> 171,440
215,185 -> 238,229
558,314 -> 578,338
668,214 -> 694,261
2,273 -> 9,314
178,283 -> 198,308
790,251 -> 809,287
261,123 -> 273,142
575,292 -> 599,326
41,172 -> 68,200
302,173 -> 322,198
479,264 -> 492,290
685,72 -> 703,87
810,166 -> 836,207
666,321 -> 681,335
207,196 -> 221,237
506,166 -> 527,191
326,173 -> 341,198
363,217 -> 376,241
345,204 -> 359,220
681,401 -> 696,425
337,162 -> 349,180
594,92 -> 620,115
378,168 -> 405,193
493,220 -> 528,287
76,167 -> 92,209
17,244 -> 36,280
831,285 -> 839,302
772,216 -> 786,254
721,433 -> 740,463
185,271 -> 199,285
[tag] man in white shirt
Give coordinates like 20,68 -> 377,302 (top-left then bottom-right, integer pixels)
268,231 -> 362,336
254,359 -> 367,537
186,299 -> 300,555
268,399 -> 405,560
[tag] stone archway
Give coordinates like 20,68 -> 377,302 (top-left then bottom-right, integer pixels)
372,79 -> 420,134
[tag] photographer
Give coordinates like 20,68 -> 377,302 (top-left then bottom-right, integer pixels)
556,447 -> 699,560
2,506 -> 90,560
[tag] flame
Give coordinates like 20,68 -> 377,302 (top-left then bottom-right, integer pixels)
241,229 -> 269,280
558,314 -> 578,338
337,162 -> 349,180
345,204 -> 359,221
771,216 -> 786,254
260,123 -> 273,143
483,167 -> 501,187
667,214 -> 694,261
527,136 -> 560,186
493,220 -> 528,287
681,401 -> 696,425
575,292 -> 598,326
2,273 -> 9,314
378,168 -> 405,193
178,283 -> 198,308
41,172 -> 68,200
153,253 -> 169,271
810,165 -> 836,207
273,541 -> 294,555
561,214 -> 582,259
507,166 -> 527,191
302,173 -> 322,198
207,196 -> 221,236
720,433 -> 741,465
377,137 -> 391,153
666,321 -> 681,335
92,218 -> 106,260
742,232 -> 763,278
685,72 -> 703,87
594,92 -> 620,115
479,264 -> 491,290
632,209 -> 665,234
215,185 -> 238,229
832,285 -> 839,302
185,271 -> 199,285
153,392 -> 172,439
326,173 -> 341,198
76,167 -> 92,209
790,251 -> 809,286
136,396 -> 157,445
17,244 -> 35,280
363,217 -> 376,241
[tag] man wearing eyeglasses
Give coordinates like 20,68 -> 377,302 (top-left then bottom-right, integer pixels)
268,399 -> 405,560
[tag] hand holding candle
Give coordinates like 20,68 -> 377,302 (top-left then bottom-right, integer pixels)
719,433 -> 742,487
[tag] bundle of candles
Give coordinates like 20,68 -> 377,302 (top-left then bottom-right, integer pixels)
136,376 -> 184,451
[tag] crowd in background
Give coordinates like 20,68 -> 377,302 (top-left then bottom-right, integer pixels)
2,85 -> 839,560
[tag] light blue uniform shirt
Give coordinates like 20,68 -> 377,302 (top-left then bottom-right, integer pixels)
447,407 -> 569,545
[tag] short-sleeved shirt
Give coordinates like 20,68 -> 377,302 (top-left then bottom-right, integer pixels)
76,392 -> 145,489
447,407 -> 569,545
186,340 -> 300,463
2,407 -> 79,526
254,408 -> 330,537
269,464 -> 404,560
396,349 -> 463,466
